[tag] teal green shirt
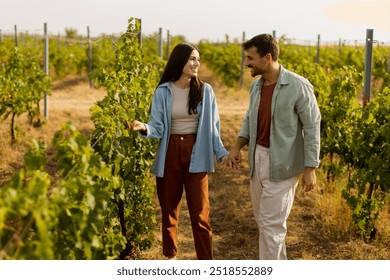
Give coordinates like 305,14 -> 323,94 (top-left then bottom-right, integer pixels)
238,65 -> 321,182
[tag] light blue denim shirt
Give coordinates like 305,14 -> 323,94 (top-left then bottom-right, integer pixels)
238,65 -> 321,182
141,82 -> 228,178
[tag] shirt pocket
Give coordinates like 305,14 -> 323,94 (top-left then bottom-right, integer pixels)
274,105 -> 298,136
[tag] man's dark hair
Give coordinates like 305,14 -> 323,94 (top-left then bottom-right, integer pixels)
242,34 -> 279,61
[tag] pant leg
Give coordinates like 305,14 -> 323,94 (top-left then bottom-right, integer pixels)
184,171 -> 212,260
156,135 -> 185,258
176,134 -> 212,260
250,145 -> 299,260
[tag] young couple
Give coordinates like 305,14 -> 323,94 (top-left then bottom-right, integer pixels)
130,34 -> 321,260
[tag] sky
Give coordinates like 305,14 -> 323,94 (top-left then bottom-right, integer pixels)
1,0 -> 390,45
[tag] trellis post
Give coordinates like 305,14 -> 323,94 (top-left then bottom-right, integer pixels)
363,29 -> 373,107
43,23 -> 49,119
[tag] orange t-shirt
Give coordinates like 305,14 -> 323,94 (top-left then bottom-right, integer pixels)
256,82 -> 277,147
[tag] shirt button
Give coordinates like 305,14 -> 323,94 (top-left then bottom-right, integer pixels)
180,137 -> 184,140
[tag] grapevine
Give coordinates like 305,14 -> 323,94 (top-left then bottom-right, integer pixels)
0,123 -> 125,259
90,18 -> 163,257
0,47 -> 51,142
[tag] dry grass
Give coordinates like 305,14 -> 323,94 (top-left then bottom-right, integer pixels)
1,69 -> 389,260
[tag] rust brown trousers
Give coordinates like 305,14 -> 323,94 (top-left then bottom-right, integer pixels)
156,134 -> 212,260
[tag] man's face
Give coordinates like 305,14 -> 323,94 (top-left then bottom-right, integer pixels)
244,46 -> 270,77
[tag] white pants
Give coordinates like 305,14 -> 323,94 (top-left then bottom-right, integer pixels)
250,145 -> 299,260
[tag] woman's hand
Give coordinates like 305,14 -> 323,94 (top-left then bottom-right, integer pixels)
129,120 -> 146,132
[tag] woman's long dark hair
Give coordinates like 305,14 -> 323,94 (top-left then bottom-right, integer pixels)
158,43 -> 203,115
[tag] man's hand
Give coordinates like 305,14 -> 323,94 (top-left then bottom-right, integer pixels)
226,147 -> 242,170
301,167 -> 317,192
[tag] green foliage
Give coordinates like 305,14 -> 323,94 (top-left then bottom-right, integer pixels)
278,40 -> 317,66
88,38 -> 117,83
49,40 -> 88,79
321,66 -> 363,170
0,47 -> 51,142
198,41 -> 242,87
0,123 -> 125,259
372,47 -> 390,89
0,18 -> 164,260
65,28 -> 79,39
343,87 -> 390,240
90,18 -> 161,255
50,123 -> 125,259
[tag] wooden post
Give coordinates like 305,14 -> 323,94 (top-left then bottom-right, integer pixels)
316,34 -> 320,63
363,29 -> 373,107
43,23 -> 49,119
87,26 -> 94,88
14,25 -> 18,47
137,18 -> 142,47
57,32 -> 61,50
240,31 -> 246,88
387,47 -> 390,73
338,38 -> 342,56
158,28 -> 163,58
166,30 -> 170,60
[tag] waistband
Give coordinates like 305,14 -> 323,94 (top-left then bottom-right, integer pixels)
170,134 -> 197,140
256,144 -> 270,152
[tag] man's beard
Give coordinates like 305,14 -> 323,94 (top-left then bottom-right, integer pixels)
249,66 -> 261,77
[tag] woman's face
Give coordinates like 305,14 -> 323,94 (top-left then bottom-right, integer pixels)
182,50 -> 200,78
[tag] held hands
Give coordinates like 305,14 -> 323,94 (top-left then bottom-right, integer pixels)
220,148 -> 242,170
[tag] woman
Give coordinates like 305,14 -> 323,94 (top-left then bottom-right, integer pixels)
130,43 -> 228,260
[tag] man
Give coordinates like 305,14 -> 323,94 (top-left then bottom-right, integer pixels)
227,34 -> 321,260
